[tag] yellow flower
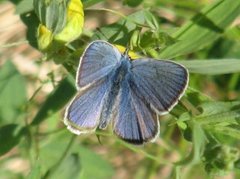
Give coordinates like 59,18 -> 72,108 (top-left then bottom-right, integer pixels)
54,0 -> 84,43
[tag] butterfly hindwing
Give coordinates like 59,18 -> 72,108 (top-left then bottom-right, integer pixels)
131,58 -> 188,114
77,40 -> 121,89
64,79 -> 111,134
113,77 -> 159,144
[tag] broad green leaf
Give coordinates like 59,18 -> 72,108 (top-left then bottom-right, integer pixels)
179,101 -> 240,142
78,146 -> 114,179
27,160 -> 42,179
0,170 -> 22,179
198,101 -> 240,117
195,101 -> 240,125
8,0 -> 21,4
210,125 -> 240,140
31,76 -> 76,125
225,26 -> 240,41
179,59 -> 240,75
159,0 -> 240,59
191,122 -> 206,163
15,0 -> 33,14
186,88 -> 212,106
0,124 -> 23,156
0,60 -> 27,124
48,153 -> 81,179
143,10 -> 159,31
39,130 -> 114,179
39,130 -> 74,174
155,0 -> 202,11
176,121 -> 206,165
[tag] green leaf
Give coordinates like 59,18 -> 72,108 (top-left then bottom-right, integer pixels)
191,122 -> 206,163
123,0 -> 143,7
179,59 -> 240,75
33,0 -> 70,34
78,146 -> 114,179
179,101 -> 240,141
0,60 -> 27,124
0,124 -> 23,156
31,76 -> 76,125
195,101 -> 240,125
39,130 -> 114,179
15,0 -> 34,14
198,101 -> 240,116
202,144 -> 240,176
159,0 -> 240,59
27,160 -> 42,179
49,153 -> 81,179
225,26 -> 240,41
210,125 -> 240,140
39,130 -> 74,174
143,10 -> 159,31
92,10 -> 149,45
177,121 -> 206,166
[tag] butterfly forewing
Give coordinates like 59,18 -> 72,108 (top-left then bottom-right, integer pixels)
77,40 -> 121,89
131,58 -> 188,114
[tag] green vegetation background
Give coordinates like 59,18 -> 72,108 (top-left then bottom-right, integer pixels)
1,0 -> 240,178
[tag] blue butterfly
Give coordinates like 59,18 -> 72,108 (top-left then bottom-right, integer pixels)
64,40 -> 188,145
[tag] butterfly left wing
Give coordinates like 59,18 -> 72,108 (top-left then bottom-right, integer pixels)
113,78 -> 159,145
130,58 -> 188,114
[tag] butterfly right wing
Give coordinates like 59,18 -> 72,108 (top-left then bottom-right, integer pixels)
76,40 -> 121,89
64,78 -> 111,134
65,40 -> 122,134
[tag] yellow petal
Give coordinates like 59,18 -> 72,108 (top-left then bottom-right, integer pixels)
114,44 -> 140,60
54,0 -> 84,43
37,24 -> 53,51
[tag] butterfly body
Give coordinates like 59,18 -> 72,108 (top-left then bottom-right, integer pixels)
98,56 -> 131,129
64,40 -> 188,145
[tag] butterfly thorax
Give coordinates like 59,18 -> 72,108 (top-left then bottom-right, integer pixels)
98,57 -> 131,129
114,57 -> 131,83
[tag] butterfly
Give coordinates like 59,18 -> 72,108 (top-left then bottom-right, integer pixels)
64,40 -> 189,145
